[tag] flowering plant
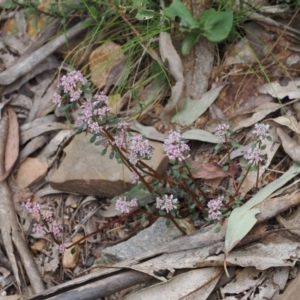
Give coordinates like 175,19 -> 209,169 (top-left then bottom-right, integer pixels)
42,70 -> 272,251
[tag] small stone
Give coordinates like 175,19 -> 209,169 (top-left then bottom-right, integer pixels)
95,217 -> 194,265
49,133 -> 168,197
15,157 -> 48,188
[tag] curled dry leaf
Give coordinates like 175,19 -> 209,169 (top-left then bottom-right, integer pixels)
172,83 -> 226,127
190,162 -> 239,179
15,157 -> 49,189
277,127 -> 300,163
63,243 -> 80,269
258,78 -> 300,99
159,32 -> 184,126
271,116 -> 300,134
0,107 -> 19,182
89,41 -> 126,89
230,102 -> 281,132
130,120 -> 166,142
31,239 -> 47,253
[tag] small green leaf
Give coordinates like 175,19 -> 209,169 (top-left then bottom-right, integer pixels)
136,9 -> 156,20
59,103 -> 71,111
214,226 -> 221,233
109,150 -> 115,159
181,31 -> 201,55
222,165 -> 229,172
89,6 -> 98,19
115,151 -> 120,160
199,9 -> 233,43
4,1 -> 14,9
23,6 -> 37,15
90,134 -> 97,143
101,148 -> 107,155
260,144 -> 266,150
225,163 -> 300,257
165,218 -> 171,226
164,0 -> 198,29
215,143 -> 223,150
71,247 -> 76,255
231,141 -> 240,148
237,175 -> 243,182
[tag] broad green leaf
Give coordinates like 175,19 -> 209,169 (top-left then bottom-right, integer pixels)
181,31 -> 201,55
4,1 -> 15,9
172,83 -> 226,126
182,129 -> 218,144
112,186 -> 151,206
136,9 -> 156,20
225,163 -> 300,257
88,6 -> 98,19
199,9 -> 233,43
164,0 -> 198,29
231,141 -> 240,148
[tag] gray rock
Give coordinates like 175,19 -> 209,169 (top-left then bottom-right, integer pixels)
98,218 -> 183,265
49,133 -> 168,197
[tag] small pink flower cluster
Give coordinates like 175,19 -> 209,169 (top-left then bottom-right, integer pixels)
22,200 -> 65,253
214,123 -> 230,143
207,196 -> 223,220
163,131 -> 190,161
76,91 -> 112,134
113,121 -> 130,148
131,169 -> 145,184
244,147 -> 263,165
22,200 -> 42,217
53,70 -> 87,106
115,197 -> 138,213
252,123 -> 270,141
128,135 -> 154,164
156,194 -> 178,213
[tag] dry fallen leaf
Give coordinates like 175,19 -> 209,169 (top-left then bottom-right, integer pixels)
190,162 -> 239,179
89,41 -> 126,89
31,239 -> 47,252
0,107 -> 19,182
15,157 -> 49,189
63,243 -> 80,269
277,127 -> 300,163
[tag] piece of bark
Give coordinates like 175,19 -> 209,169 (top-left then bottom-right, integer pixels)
26,270 -> 153,300
0,19 -> 88,86
0,110 -> 45,293
279,271 -> 300,300
182,0 -> 214,99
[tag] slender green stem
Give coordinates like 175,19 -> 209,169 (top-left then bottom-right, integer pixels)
66,208 -> 140,249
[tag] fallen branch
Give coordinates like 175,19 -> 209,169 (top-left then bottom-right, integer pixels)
0,19 -> 88,86
0,109 -> 45,293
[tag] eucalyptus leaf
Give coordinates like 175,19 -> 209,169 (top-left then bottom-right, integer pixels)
182,129 -> 218,144
172,84 -> 226,126
181,32 -> 201,55
225,163 -> 300,257
136,9 -> 156,20
164,0 -> 199,29
200,9 -> 233,43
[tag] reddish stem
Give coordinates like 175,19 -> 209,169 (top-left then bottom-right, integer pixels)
66,208 -> 139,249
